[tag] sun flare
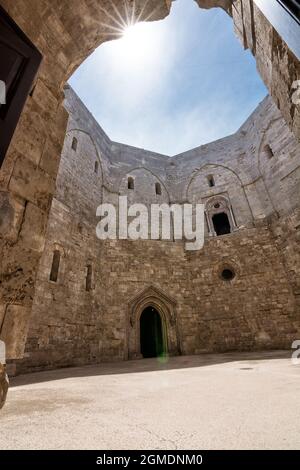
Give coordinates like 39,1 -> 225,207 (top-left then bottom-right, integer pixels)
117,22 -> 159,66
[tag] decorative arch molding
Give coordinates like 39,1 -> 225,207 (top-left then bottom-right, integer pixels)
205,194 -> 238,236
257,117 -> 285,174
256,117 -> 287,218
66,128 -> 105,177
127,285 -> 180,359
51,242 -> 66,257
118,166 -> 170,201
185,163 -> 248,203
205,194 -> 231,211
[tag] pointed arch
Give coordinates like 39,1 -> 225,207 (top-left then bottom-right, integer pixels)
118,167 -> 170,201
66,128 -> 104,179
127,285 -> 180,359
185,163 -> 248,202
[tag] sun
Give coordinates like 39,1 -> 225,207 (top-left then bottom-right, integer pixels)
117,22 -> 159,66
122,22 -> 148,43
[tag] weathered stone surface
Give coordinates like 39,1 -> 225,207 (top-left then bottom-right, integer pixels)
196,0 -> 232,14
0,305 -> 31,360
9,156 -> 55,212
0,0 -> 299,365
13,88 -> 300,373
0,192 -> 25,244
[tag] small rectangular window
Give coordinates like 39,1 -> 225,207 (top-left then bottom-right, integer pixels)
50,250 -> 60,282
208,175 -> 215,187
86,265 -> 92,291
155,182 -> 162,195
71,137 -> 78,151
128,177 -> 134,190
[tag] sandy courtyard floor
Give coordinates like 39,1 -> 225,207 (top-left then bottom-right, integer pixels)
0,351 -> 300,450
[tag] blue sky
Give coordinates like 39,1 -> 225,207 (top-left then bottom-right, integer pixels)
69,0 -> 267,156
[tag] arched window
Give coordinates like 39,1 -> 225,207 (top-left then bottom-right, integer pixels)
128,177 -> 134,190
207,175 -> 215,187
50,250 -> 61,282
155,182 -> 162,195
94,160 -> 99,174
205,196 -> 236,237
86,264 -> 92,291
71,137 -> 78,151
212,213 -> 231,236
264,144 -> 274,159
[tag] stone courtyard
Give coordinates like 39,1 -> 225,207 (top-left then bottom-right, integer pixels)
0,0 -> 300,449
1,352 -> 300,450
1,0 -> 300,374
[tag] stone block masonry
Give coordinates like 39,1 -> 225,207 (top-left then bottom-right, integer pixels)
13,86 -> 300,373
0,0 -> 299,372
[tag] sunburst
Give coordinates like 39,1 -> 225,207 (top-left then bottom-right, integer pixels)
97,0 -> 161,39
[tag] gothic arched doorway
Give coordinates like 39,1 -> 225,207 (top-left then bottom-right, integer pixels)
140,306 -> 165,358
127,286 -> 180,359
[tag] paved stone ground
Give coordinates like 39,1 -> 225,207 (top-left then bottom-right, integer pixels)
1,351 -> 300,450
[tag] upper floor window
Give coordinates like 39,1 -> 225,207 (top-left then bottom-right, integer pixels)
94,160 -> 99,174
71,137 -> 78,151
205,196 -> 236,237
212,212 -> 231,236
155,182 -> 162,195
207,175 -> 215,187
264,144 -> 274,159
86,264 -> 93,292
128,177 -> 134,190
50,250 -> 61,282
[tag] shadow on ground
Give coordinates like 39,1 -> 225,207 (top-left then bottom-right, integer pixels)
9,350 -> 290,388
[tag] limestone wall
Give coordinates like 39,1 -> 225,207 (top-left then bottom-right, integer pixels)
0,0 -> 299,367
0,0 -> 171,363
14,87 -> 300,373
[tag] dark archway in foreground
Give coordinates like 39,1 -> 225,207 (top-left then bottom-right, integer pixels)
140,306 -> 164,358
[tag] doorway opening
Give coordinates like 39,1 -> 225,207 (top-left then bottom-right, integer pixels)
212,212 -> 231,236
140,306 -> 165,358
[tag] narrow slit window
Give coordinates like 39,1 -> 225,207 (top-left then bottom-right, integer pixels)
94,160 -> 99,174
264,144 -> 274,159
155,182 -> 162,195
86,265 -> 92,292
128,177 -> 134,190
208,175 -> 215,187
50,250 -> 61,282
71,137 -> 78,151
